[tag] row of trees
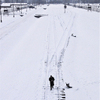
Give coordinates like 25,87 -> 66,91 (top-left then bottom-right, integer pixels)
1,0 -> 100,3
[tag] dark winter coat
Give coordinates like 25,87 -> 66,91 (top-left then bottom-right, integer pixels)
49,76 -> 55,87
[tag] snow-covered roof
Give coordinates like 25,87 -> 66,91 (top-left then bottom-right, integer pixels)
1,3 -> 11,7
10,3 -> 27,6
1,3 -> 27,7
1,3 -> 11,8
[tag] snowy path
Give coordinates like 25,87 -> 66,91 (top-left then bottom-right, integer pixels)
42,6 -> 76,100
0,4 -> 99,100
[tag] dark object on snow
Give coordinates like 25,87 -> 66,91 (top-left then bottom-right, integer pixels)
43,8 -> 47,10
71,34 -> 76,37
62,97 -> 66,98
17,7 -> 20,10
88,6 -> 91,11
87,4 -> 91,11
34,14 -> 48,18
29,6 -> 35,9
64,4 -> 67,13
49,75 -> 55,90
64,4 -> 67,9
66,83 -> 72,88
4,9 -> 8,12
20,14 -> 24,17
34,15 -> 42,18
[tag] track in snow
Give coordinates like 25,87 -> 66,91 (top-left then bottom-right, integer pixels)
42,9 -> 76,100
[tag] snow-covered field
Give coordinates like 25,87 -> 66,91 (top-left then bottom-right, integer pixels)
0,4 -> 99,100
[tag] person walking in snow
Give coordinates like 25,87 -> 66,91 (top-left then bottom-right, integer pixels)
49,75 -> 55,90
64,4 -> 67,13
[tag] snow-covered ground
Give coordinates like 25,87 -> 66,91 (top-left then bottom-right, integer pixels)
0,4 -> 99,100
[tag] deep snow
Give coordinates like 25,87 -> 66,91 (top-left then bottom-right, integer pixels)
0,4 -> 99,100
